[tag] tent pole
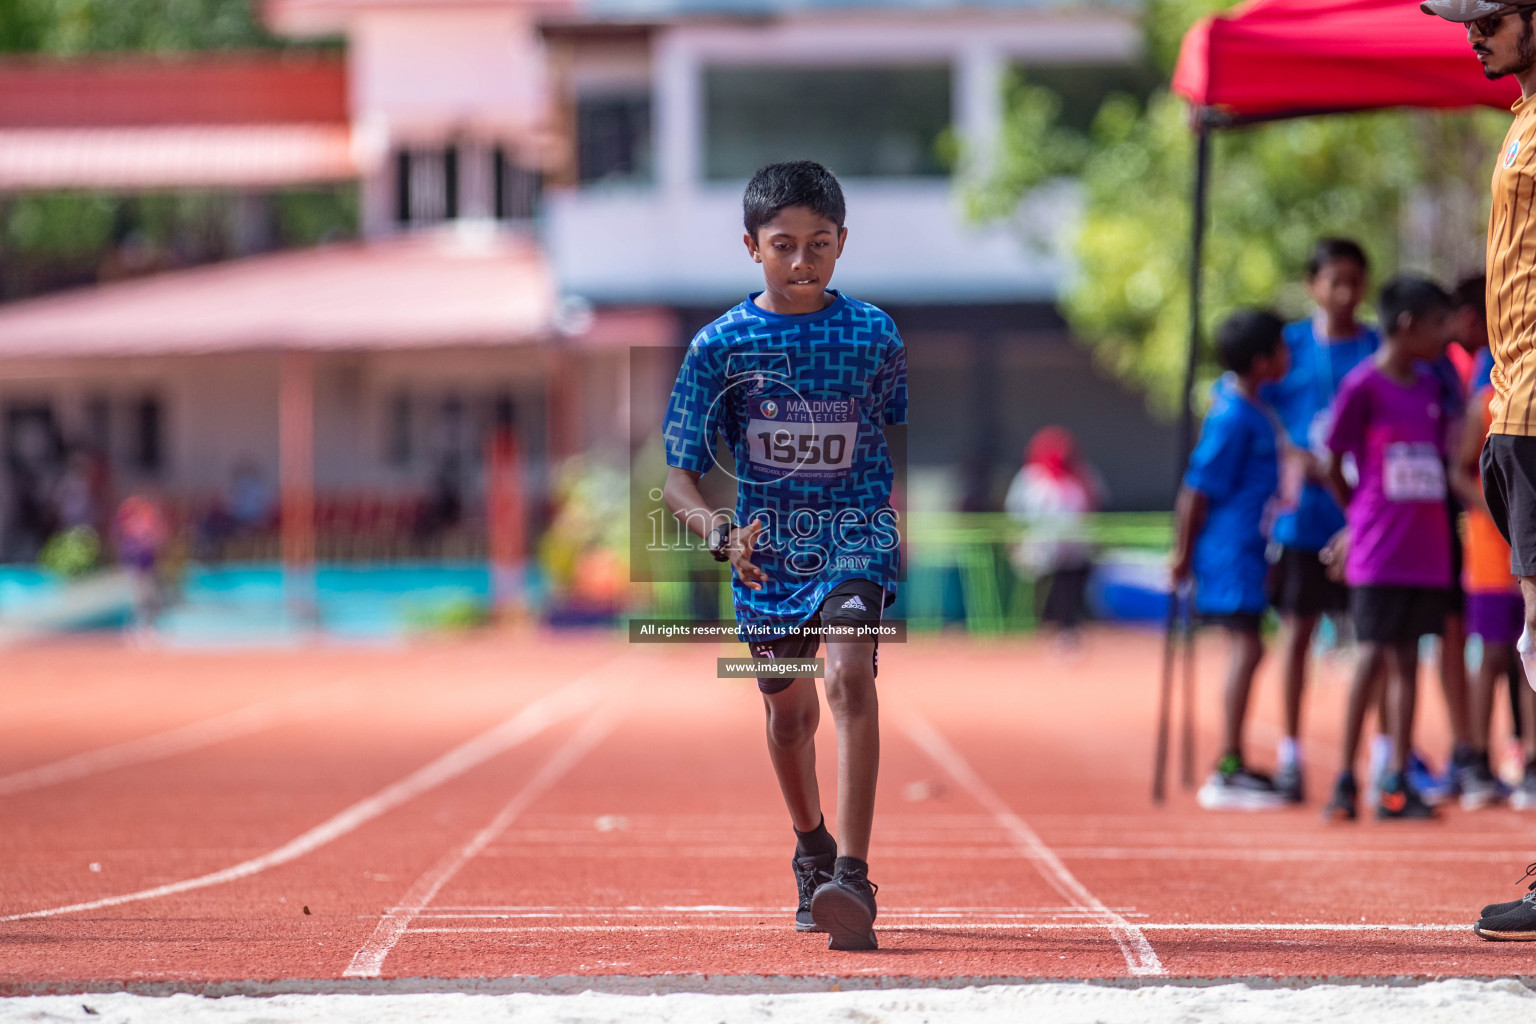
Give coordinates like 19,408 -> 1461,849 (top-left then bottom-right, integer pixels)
1180,122 -> 1211,485
1180,122 -> 1211,792
1155,119 -> 1212,804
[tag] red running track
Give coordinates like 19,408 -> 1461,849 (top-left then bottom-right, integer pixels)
2,629 -> 1534,991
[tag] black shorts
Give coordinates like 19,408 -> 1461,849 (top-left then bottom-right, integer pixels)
1201,612 -> 1264,635
1350,586 -> 1449,645
1266,545 -> 1347,617
1482,433 -> 1536,577
748,579 -> 886,695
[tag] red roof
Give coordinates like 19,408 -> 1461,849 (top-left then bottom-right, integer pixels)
0,125 -> 357,190
0,231 -> 674,357
1173,0 -> 1519,120
0,53 -> 348,128
0,231 -> 547,357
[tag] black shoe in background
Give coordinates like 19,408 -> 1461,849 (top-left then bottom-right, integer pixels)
1376,772 -> 1436,821
1274,761 -> 1305,804
793,851 -> 836,933
1322,771 -> 1358,822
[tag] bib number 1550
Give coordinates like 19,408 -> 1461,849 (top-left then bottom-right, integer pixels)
755,428 -> 847,466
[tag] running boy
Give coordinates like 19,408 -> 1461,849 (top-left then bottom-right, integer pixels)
661,162 -> 906,951
1173,310 -> 1291,810
1320,275 -> 1457,821
1261,239 -> 1379,803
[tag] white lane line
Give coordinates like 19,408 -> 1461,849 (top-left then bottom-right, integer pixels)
414,904 -> 1143,913
405,921 -> 1472,934
902,711 -> 1165,977
402,911 -> 1149,922
0,681 -> 360,797
0,660 -> 622,924
344,694 -> 630,978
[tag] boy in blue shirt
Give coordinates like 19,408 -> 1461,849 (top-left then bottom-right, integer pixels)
1260,239 -> 1379,802
662,162 -> 906,951
1173,310 -> 1291,810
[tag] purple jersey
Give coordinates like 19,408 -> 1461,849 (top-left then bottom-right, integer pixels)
1325,362 -> 1452,589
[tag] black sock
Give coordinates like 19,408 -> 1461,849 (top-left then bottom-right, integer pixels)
834,855 -> 868,877
794,817 -> 836,860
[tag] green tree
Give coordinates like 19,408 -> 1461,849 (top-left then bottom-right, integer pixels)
977,0 -> 1509,415
0,0 -> 281,54
0,0 -> 355,302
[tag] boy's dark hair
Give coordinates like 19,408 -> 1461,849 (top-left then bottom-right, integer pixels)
1215,309 -> 1285,375
1452,273 -> 1487,321
743,161 -> 846,238
1305,237 -> 1369,278
1379,274 -> 1453,335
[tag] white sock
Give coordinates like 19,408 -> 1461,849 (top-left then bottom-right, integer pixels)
1369,734 -> 1392,776
1278,736 -> 1300,769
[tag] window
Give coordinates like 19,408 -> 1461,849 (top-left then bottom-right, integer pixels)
704,66 -> 951,180
493,148 -> 541,221
576,94 -> 652,185
387,393 -> 412,467
132,397 -> 162,475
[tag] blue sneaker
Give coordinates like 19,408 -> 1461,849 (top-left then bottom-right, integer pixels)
1406,750 -> 1452,807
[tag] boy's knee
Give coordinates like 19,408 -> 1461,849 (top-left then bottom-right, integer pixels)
824,673 -> 877,719
765,701 -> 816,748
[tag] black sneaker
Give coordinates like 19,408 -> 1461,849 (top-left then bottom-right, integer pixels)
792,851 -> 835,933
1480,862 -> 1536,919
1376,772 -> 1436,820
1476,893 -> 1536,940
1196,758 -> 1287,811
1459,761 -> 1503,811
1274,761 -> 1305,804
810,859 -> 878,951
1322,771 -> 1358,822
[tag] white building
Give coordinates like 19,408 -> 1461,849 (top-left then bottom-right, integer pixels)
0,0 -> 1177,563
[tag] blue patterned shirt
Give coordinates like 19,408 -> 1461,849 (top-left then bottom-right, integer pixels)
663,291 -> 908,636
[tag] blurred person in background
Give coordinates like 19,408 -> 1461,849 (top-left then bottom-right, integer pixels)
1261,237 -> 1380,804
1452,275 -> 1536,796
1172,310 -> 1291,811
1374,282 -> 1477,806
1451,336 -> 1534,809
1320,275 -> 1456,823
1005,426 -> 1100,645
114,493 -> 168,635
197,459 -> 275,559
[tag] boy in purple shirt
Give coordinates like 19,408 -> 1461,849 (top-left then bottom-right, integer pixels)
1322,275 -> 1457,821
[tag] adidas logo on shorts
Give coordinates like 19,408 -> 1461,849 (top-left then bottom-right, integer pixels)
840,595 -> 867,611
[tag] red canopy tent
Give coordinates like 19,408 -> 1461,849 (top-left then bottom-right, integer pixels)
1173,0 -> 1516,121
1149,0 -> 1516,799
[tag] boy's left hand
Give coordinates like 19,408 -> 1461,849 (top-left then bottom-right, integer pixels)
728,520 -> 768,591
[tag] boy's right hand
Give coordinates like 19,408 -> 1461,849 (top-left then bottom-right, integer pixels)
1169,551 -> 1192,586
1319,528 -> 1349,583
729,520 -> 768,591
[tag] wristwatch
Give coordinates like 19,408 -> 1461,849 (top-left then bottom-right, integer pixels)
707,522 -> 735,563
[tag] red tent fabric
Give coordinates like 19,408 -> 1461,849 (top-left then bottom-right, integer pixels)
1172,0 -> 1519,120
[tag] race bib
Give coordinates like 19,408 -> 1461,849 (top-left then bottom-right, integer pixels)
746,395 -> 857,481
1382,442 -> 1445,502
